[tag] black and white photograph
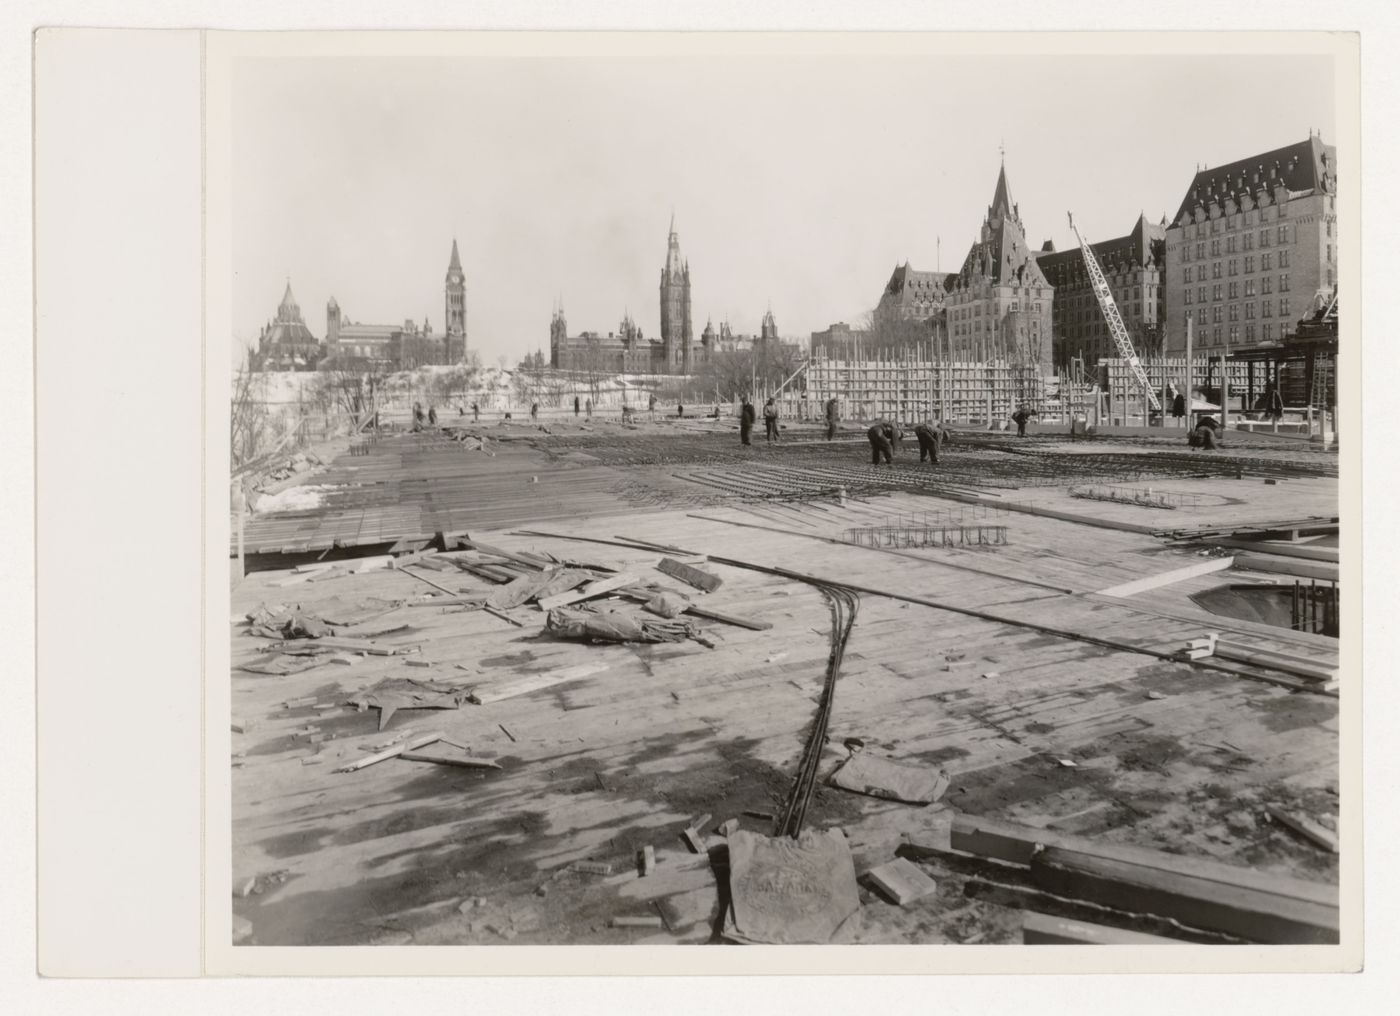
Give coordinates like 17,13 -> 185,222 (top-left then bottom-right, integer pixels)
214,32 -> 1355,960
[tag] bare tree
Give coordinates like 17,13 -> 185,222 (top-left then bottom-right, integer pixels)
230,344 -> 270,469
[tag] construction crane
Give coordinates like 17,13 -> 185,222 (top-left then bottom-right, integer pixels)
1068,212 -> 1160,411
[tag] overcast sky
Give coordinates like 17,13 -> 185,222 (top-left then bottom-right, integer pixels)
232,49 -> 1335,365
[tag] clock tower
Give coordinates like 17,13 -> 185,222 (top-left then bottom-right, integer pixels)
444,238 -> 467,362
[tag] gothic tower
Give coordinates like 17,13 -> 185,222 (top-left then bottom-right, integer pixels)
550,299 -> 568,369
326,295 -> 341,348
659,214 -> 693,374
444,238 -> 467,362
760,305 -> 778,345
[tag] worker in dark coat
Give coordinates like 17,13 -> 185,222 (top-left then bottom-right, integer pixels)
573,395 -> 580,416
913,421 -> 941,464
1172,390 -> 1188,421
1266,383 -> 1284,422
585,397 -> 593,419
427,405 -> 437,425
739,396 -> 756,446
530,401 -> 539,422
1189,415 -> 1222,450
868,421 -> 895,465
413,402 -> 425,429
763,398 -> 779,442
825,397 -> 839,441
1011,406 -> 1033,437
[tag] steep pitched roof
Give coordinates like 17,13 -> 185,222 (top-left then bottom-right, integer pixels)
1035,213 -> 1165,286
1171,136 -> 1336,226
989,163 -> 1014,221
881,263 -> 949,314
448,238 -> 462,271
952,216 -> 1048,289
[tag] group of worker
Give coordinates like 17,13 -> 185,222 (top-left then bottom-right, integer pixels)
865,418 -> 954,465
737,396 -> 783,446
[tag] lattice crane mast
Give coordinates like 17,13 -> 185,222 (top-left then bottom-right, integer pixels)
1067,211 -> 1160,411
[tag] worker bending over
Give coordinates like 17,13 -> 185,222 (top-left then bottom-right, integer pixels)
1189,415 -> 1223,450
867,420 -> 896,465
913,421 -> 941,464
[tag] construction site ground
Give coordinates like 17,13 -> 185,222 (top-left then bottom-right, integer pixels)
230,416 -> 1341,946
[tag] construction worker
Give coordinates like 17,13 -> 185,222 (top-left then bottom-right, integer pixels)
427,405 -> 437,425
471,401 -> 479,423
573,395 -> 580,417
913,421 -> 941,464
867,420 -> 895,465
1189,415 -> 1222,450
413,402 -> 425,429
739,396 -> 756,446
1011,406 -> 1034,437
530,401 -> 539,422
825,397 -> 839,441
585,397 -> 593,419
648,393 -> 657,416
677,403 -> 684,418
1266,382 -> 1284,423
763,397 -> 779,442
1172,387 -> 1188,424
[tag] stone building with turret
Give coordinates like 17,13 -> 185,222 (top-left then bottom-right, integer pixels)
943,160 -> 1053,373
1163,135 -> 1338,354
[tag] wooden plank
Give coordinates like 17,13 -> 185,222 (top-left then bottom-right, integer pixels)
398,751 -> 502,770
1265,806 -> 1339,853
612,589 -> 772,631
1030,846 -> 1339,944
1022,913 -> 1185,945
657,557 -> 724,593
467,662 -> 611,705
1207,538 -> 1338,563
537,573 -> 640,611
1095,556 -> 1235,598
1232,554 -> 1339,582
1213,641 -> 1338,683
947,814 -> 1337,907
333,732 -> 444,773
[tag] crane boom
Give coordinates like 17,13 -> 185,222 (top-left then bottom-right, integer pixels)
1068,212 -> 1160,411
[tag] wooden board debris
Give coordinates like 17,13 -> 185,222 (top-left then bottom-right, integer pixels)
536,573 -> 640,611
656,557 -> 724,592
1265,806 -> 1339,853
333,732 -> 444,773
865,857 -> 938,906
1022,913 -> 1185,945
467,662 -> 610,705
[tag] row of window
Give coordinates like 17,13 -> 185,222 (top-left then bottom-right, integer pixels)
1185,298 -> 1291,324
1192,323 -> 1287,346
1189,254 -> 1287,281
1182,202 -> 1289,239
1185,277 -> 1289,303
1182,226 -> 1295,262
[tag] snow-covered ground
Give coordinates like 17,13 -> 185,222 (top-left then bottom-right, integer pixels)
252,484 -> 338,514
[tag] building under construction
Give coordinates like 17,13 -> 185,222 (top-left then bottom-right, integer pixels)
229,385 -> 1341,947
